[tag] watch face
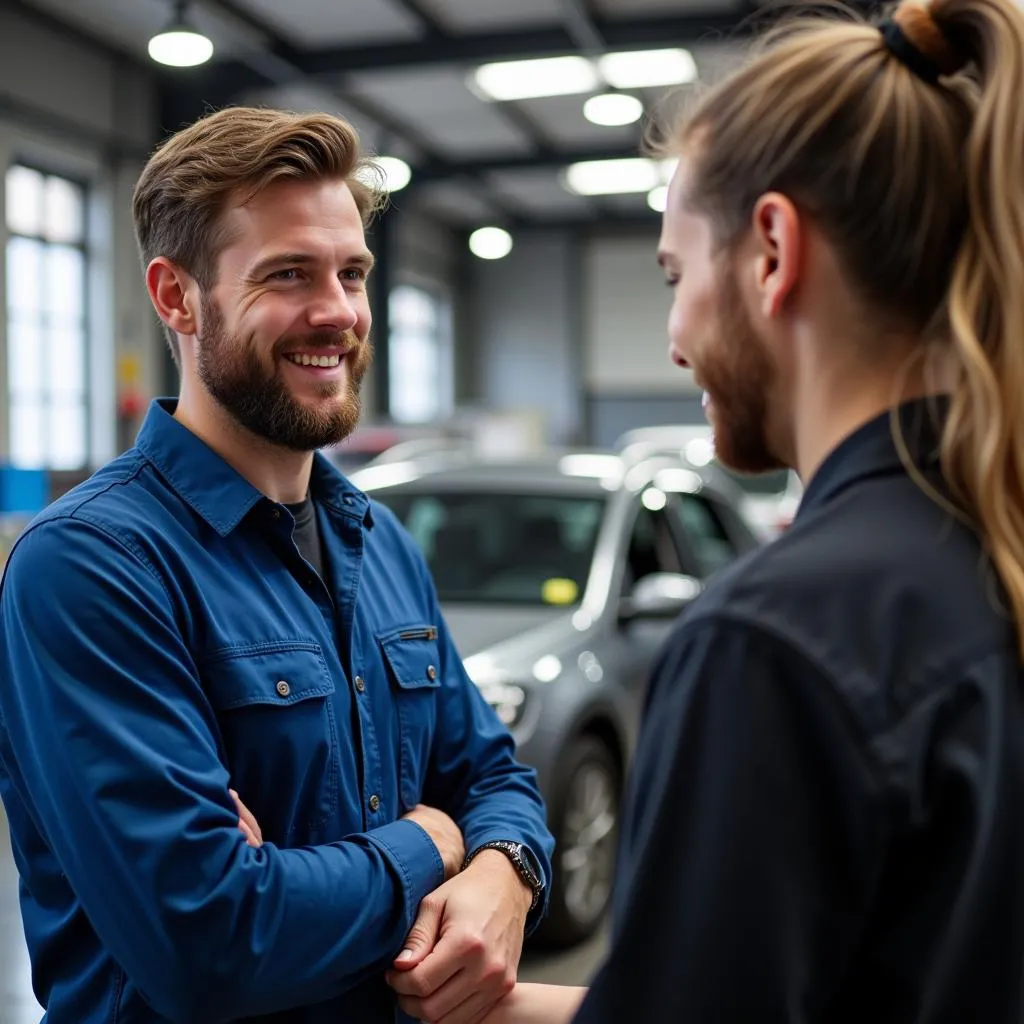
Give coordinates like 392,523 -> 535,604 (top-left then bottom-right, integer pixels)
515,844 -> 542,887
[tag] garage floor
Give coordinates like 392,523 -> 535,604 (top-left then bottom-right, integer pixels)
0,805 -> 602,1022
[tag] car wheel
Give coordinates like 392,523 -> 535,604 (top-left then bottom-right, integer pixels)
535,734 -> 620,949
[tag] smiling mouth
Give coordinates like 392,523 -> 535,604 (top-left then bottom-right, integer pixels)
284,352 -> 343,368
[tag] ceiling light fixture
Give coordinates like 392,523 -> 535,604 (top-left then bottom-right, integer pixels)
374,156 -> 412,193
647,185 -> 669,212
598,48 -> 698,89
564,157 -> 661,196
583,92 -> 644,127
469,227 -> 514,260
471,55 -> 599,102
148,1 -> 214,68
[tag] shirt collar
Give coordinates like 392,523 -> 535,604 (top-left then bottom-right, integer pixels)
134,399 -> 372,536
795,396 -> 947,522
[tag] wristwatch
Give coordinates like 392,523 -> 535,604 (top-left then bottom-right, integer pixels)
464,840 -> 544,912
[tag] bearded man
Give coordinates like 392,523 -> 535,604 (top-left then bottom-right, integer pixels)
0,106 -> 552,1024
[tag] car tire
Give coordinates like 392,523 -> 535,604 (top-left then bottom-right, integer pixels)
534,734 -> 620,949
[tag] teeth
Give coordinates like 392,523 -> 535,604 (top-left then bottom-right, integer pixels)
286,353 -> 342,368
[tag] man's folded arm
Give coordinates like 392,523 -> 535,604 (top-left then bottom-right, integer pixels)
0,518 -> 445,1024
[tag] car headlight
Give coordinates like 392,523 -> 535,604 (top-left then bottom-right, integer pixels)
478,681 -> 528,728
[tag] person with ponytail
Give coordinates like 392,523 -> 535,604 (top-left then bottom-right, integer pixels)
466,1 -> 1024,1022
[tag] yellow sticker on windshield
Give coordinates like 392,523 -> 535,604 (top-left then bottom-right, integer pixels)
542,578 -> 579,605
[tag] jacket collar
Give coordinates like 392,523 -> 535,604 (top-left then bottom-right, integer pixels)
134,399 -> 373,536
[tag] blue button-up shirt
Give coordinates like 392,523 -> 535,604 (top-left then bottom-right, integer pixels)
0,400 -> 553,1024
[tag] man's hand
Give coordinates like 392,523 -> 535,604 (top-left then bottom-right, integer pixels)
386,849 -> 533,1024
230,789 -> 262,848
403,804 -> 466,880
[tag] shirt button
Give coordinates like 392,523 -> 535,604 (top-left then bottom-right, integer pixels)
426,665 -> 437,681
271,508 -> 281,520
275,680 -> 291,697
369,794 -> 380,813
354,676 -> 366,693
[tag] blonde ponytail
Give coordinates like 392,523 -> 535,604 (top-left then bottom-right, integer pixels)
932,0 -> 1024,657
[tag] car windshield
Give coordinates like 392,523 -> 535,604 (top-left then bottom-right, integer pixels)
375,490 -> 606,606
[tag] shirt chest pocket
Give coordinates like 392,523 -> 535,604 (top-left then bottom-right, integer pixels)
202,642 -> 339,843
379,626 -> 441,812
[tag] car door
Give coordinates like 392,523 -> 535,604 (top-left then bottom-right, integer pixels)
665,489 -> 753,580
595,497 -> 689,757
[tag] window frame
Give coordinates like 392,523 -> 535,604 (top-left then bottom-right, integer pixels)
4,159 -> 92,471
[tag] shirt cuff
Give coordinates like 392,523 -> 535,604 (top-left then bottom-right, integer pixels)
364,819 -> 446,929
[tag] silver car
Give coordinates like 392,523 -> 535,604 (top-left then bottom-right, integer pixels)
351,446 -> 760,947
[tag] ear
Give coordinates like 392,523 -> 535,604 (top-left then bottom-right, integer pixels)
146,258 -> 199,337
750,192 -> 801,318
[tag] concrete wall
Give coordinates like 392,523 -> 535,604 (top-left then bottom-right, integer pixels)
468,229 -> 583,446
465,225 -> 702,449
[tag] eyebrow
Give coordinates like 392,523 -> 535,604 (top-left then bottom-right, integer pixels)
248,251 -> 377,279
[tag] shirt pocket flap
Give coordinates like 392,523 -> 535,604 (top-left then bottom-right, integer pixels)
203,642 -> 335,710
379,626 -> 442,691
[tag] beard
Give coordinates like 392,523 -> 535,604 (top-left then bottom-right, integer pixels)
195,295 -> 372,452
699,272 -> 786,476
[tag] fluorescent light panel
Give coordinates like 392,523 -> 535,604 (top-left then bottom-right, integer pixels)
565,158 -> 660,196
472,49 -> 696,102
472,56 -> 598,101
599,49 -> 698,89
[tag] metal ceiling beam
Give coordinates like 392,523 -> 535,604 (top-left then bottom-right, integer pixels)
297,12 -> 746,76
389,0 -> 447,37
560,0 -> 605,53
409,143 -> 647,184
294,1 -> 889,77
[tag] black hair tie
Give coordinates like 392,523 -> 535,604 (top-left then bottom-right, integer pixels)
880,18 -> 943,84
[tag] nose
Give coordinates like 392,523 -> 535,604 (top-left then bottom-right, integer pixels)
669,344 -> 689,369
306,277 -> 359,334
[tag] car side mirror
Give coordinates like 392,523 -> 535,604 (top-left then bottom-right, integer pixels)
619,572 -> 702,624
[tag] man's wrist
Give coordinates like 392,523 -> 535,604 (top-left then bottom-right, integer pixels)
463,841 -> 543,912
465,850 -> 534,911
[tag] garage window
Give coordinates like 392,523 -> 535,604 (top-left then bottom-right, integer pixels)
5,164 -> 89,469
389,284 -> 453,424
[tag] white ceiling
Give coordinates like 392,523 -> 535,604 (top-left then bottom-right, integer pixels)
21,0 -> 267,57
415,0 -> 563,33
18,0 -> 753,228
240,0 -> 425,46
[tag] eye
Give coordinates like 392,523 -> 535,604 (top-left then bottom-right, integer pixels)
342,267 -> 367,283
269,268 -> 300,282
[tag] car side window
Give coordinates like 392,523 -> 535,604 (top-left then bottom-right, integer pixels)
672,493 -> 739,578
622,507 -> 682,594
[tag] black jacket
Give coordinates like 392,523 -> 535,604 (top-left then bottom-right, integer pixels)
577,399 -> 1024,1023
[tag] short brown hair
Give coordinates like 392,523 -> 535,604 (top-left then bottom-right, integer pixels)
133,106 -> 385,367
